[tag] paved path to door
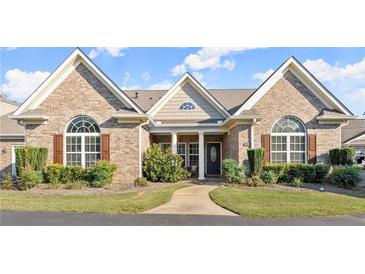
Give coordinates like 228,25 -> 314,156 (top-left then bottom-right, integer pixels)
145,185 -> 236,216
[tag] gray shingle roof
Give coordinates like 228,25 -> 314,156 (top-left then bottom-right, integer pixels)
125,89 -> 255,114
342,118 -> 365,143
0,93 -> 20,107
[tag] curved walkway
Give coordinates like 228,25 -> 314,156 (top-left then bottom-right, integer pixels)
145,185 -> 236,216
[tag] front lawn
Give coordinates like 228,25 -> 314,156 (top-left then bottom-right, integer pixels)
0,184 -> 188,214
209,187 -> 365,217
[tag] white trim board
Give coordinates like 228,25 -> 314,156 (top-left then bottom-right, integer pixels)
234,56 -> 353,117
147,73 -> 231,118
13,48 -> 144,116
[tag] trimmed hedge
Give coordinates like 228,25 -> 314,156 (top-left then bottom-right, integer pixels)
15,146 -> 48,175
247,148 -> 265,176
329,165 -> 361,189
263,163 -> 329,184
329,148 -> 355,165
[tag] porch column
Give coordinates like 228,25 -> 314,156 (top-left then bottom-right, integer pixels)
198,131 -> 205,180
171,131 -> 177,154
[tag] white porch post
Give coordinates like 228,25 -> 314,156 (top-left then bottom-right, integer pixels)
171,131 -> 177,154
198,131 -> 205,180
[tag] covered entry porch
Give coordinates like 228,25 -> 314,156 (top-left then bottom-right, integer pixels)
150,131 -> 225,180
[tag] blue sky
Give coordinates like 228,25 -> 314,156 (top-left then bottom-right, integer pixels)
1,47 -> 364,115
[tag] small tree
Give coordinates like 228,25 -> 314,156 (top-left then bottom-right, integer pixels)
15,146 -> 48,175
342,147 -> 355,165
247,148 -> 265,177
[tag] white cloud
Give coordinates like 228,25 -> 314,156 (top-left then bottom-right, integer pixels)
141,71 -> 151,81
191,71 -> 207,87
171,64 -> 187,76
148,80 -> 173,90
222,59 -> 236,71
1,69 -> 50,101
253,68 -> 274,81
171,47 -> 255,75
303,58 -> 365,82
88,47 -> 128,59
122,72 -> 131,85
346,88 -> 365,101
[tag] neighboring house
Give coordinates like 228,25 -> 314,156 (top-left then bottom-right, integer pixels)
2,48 -> 357,186
0,94 -> 25,177
342,119 -> 365,162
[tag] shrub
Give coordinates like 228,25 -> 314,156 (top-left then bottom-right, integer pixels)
65,180 -> 88,189
223,159 -> 246,183
15,146 -> 48,175
45,164 -> 64,184
298,164 -> 316,184
342,148 -> 355,165
18,166 -> 43,189
223,159 -> 238,178
143,144 -> 188,183
329,166 -> 361,189
263,163 -> 288,181
1,173 -> 14,190
329,148 -> 355,165
314,163 -> 330,183
88,160 -> 117,188
246,175 -> 263,187
261,170 -> 278,184
61,165 -> 87,183
134,177 -> 148,187
247,148 -> 265,176
292,177 -> 303,188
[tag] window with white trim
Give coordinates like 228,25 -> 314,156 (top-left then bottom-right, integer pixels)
189,143 -> 199,167
271,117 -> 306,164
160,143 -> 171,152
65,116 -> 101,167
179,101 -> 196,111
177,143 -> 186,167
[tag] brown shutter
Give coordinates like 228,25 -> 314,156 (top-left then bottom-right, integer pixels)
307,134 -> 317,164
53,134 -> 63,164
261,134 -> 270,163
101,134 -> 110,161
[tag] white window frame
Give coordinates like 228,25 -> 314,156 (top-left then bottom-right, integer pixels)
11,144 -> 25,176
64,116 -> 101,167
177,142 -> 187,167
270,117 -> 307,164
188,142 -> 199,167
178,101 -> 197,111
159,142 -> 171,152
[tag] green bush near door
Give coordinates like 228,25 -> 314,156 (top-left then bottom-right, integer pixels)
247,148 -> 265,176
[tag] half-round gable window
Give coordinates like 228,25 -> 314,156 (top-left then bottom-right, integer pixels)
179,101 -> 196,111
65,116 -> 101,167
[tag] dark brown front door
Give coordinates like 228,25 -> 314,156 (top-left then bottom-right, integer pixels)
207,143 -> 221,175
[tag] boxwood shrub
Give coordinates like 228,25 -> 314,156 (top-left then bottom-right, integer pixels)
329,165 -> 361,189
263,163 -> 329,184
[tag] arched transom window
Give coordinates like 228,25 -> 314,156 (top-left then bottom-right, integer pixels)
271,117 -> 306,164
65,116 -> 101,167
179,101 -> 196,111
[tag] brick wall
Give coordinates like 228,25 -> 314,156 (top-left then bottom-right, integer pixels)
24,63 -> 140,186
0,140 -> 25,178
250,70 -> 342,163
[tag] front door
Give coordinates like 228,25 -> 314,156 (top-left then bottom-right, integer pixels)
207,143 -> 221,175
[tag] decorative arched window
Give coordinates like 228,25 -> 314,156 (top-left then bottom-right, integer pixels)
271,117 -> 306,164
179,101 -> 196,111
65,116 -> 101,167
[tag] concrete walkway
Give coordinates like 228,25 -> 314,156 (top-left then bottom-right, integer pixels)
145,185 -> 236,216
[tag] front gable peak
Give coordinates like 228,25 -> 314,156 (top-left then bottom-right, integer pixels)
147,73 -> 230,119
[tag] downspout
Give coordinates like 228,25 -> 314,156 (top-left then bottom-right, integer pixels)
138,120 -> 150,177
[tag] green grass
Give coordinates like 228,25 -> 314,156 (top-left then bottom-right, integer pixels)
0,184 -> 188,214
209,187 -> 365,217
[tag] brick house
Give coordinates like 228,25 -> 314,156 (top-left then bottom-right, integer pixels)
2,48 -> 359,186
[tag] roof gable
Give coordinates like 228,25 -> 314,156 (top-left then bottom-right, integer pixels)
147,73 -> 230,118
233,56 -> 354,116
13,48 -> 143,116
